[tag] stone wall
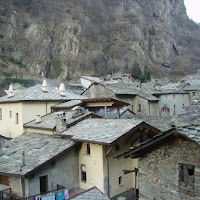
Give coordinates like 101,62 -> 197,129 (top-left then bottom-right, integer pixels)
139,138 -> 200,200
83,84 -> 115,99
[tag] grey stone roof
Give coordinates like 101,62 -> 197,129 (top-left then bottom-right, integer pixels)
106,82 -> 158,101
177,125 -> 200,145
183,85 -> 200,91
81,76 -> 101,83
129,115 -> 172,132
171,105 -> 200,127
24,111 -> 98,130
0,84 -> 85,103
0,132 -> 75,176
71,187 -> 110,200
62,118 -> 143,144
52,100 -> 82,108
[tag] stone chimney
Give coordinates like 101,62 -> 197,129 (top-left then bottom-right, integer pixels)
154,83 -> 161,91
36,115 -> 41,123
56,112 -> 66,134
59,83 -> 66,96
8,84 -> 14,98
0,143 -> 3,156
20,150 -> 25,167
42,80 -> 48,92
135,83 -> 141,90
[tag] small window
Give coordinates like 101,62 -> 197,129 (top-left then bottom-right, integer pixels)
87,144 -> 90,155
179,164 -> 194,187
119,176 -> 123,186
16,113 -> 19,124
138,104 -> 141,112
10,111 -> 12,118
115,145 -> 120,151
40,175 -> 48,193
0,108 -> 2,120
1,175 -> 9,186
174,105 -> 176,115
173,95 -> 175,99
192,92 -> 196,96
81,164 -> 87,183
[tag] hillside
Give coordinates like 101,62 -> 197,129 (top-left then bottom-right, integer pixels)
0,0 -> 200,84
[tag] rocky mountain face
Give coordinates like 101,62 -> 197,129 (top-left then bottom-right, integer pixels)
0,0 -> 200,83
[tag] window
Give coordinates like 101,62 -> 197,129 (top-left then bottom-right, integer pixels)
40,175 -> 48,193
16,113 -> 19,124
119,176 -> 123,186
138,104 -> 141,112
0,175 -> 9,186
87,144 -> 90,155
115,144 -> 120,151
10,111 -> 12,118
179,164 -> 194,187
192,92 -> 196,96
0,108 -> 2,120
81,164 -> 87,182
173,95 -> 175,99
174,105 -> 176,115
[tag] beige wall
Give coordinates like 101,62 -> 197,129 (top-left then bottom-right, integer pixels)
103,141 -> 137,198
9,177 -> 29,197
0,102 -> 23,138
0,101 -> 58,138
25,127 -> 53,135
79,143 -> 104,192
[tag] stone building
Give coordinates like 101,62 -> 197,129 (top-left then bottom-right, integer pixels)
0,132 -> 80,198
82,82 -> 159,116
116,125 -> 200,200
0,81 -> 85,138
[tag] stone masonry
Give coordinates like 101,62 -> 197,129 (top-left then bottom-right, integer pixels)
139,138 -> 200,200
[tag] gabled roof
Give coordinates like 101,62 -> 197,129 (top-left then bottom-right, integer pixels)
61,118 -> 160,145
0,132 -> 76,177
24,111 -> 101,131
52,100 -> 82,109
0,84 -> 85,103
114,124 -> 200,159
71,187 -> 110,200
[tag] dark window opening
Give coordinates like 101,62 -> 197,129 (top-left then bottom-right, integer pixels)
87,144 -> 90,155
138,104 -> 141,112
16,113 -> 19,124
179,164 -> 194,187
115,145 -> 120,151
81,164 -> 87,183
119,176 -> 122,186
40,175 -> 48,194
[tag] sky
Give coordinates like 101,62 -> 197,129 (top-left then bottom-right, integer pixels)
184,0 -> 200,23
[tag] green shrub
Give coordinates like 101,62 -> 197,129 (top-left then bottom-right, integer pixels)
9,56 -> 26,68
23,22 -> 29,29
2,72 -> 15,78
149,25 -> 156,35
49,58 -> 62,79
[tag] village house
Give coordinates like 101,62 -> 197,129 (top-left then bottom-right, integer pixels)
0,81 -> 85,138
82,82 -> 160,116
61,118 -> 161,199
0,132 -> 80,198
116,125 -> 200,200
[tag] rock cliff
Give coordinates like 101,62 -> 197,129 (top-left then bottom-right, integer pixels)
0,0 -> 199,81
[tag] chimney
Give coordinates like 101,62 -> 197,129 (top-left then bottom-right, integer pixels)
155,83 -> 161,91
56,112 -> 66,134
20,150 -> 25,167
42,80 -> 48,92
0,143 -> 3,156
8,84 -> 14,98
59,83 -> 66,96
136,83 -> 141,90
35,115 -> 41,123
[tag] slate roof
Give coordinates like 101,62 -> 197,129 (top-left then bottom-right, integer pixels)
0,132 -> 75,177
52,100 -> 82,109
177,125 -> 200,145
71,187 -> 110,200
24,111 -> 100,130
105,82 -> 158,101
0,84 -> 85,103
171,105 -> 200,127
81,76 -> 101,83
62,118 -> 144,145
129,115 -> 172,132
